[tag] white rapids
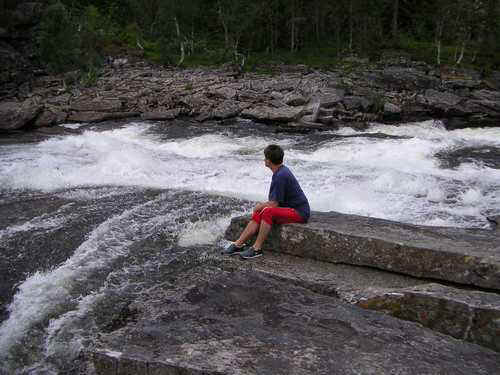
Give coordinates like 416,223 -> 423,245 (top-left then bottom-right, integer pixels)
1,120 -> 498,227
0,119 -> 499,373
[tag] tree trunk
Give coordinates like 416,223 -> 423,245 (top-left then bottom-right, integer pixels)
291,0 -> 296,52
217,1 -> 230,49
392,0 -> 399,39
349,1 -> 353,51
174,16 -> 185,66
481,0 -> 499,61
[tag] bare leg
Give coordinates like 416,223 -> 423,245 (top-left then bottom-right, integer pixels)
235,220 -> 259,246
252,220 -> 272,250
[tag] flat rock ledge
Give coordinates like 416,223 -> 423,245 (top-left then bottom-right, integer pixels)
2,60 -> 500,132
91,268 -> 500,375
225,211 -> 500,290
223,212 -> 500,353
219,250 -> 500,353
357,283 -> 500,352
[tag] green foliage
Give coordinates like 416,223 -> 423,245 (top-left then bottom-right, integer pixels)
36,0 -> 500,72
37,2 -> 80,73
79,65 -> 100,87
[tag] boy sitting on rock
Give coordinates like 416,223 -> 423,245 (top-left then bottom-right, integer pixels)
223,144 -> 310,259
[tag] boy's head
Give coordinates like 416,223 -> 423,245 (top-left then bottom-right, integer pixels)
264,144 -> 284,165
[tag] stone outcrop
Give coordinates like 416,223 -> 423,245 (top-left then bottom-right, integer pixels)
224,251 -> 500,352
90,208 -> 500,375
241,105 -> 305,123
0,99 -> 43,130
91,266 -> 500,375
357,283 -> 500,352
222,211 -> 500,357
225,212 -> 500,290
2,57 -> 500,132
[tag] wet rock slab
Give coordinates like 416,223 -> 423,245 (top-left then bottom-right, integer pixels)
357,283 -> 500,352
225,211 -> 500,290
219,252 -> 500,353
91,270 -> 500,375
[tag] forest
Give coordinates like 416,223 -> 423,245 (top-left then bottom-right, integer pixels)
2,0 -> 500,74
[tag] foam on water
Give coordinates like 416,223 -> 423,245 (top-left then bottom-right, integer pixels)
0,119 -> 499,372
0,121 -> 498,229
177,211 -> 245,247
0,205 -> 74,240
0,193 -> 175,370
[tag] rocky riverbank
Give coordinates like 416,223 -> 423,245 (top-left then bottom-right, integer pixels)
1,57 -> 500,133
91,211 -> 500,374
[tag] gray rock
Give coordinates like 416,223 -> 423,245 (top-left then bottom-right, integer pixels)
67,111 -> 139,123
316,89 -> 345,108
0,100 -> 43,130
343,96 -> 373,111
358,283 -> 500,352
383,102 -> 401,114
383,102 -> 402,121
34,109 -> 67,127
141,109 -> 181,121
487,215 -> 500,231
241,105 -> 305,123
225,211 -> 500,290
283,92 -> 306,106
379,67 -> 440,90
212,100 -> 241,119
269,91 -> 284,100
91,270 -> 500,375
207,87 -> 237,100
71,98 -> 123,112
421,89 -> 462,108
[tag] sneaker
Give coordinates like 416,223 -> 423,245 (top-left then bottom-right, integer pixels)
239,247 -> 263,259
221,243 -> 247,256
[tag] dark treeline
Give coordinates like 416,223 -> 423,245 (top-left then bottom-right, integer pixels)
2,0 -> 499,73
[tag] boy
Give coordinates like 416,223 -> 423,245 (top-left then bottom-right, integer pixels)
223,144 -> 310,259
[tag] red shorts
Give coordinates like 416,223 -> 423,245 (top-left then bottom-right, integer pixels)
251,207 -> 305,226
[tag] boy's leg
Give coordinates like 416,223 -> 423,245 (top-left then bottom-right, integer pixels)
252,207 -> 304,250
234,210 -> 263,246
252,220 -> 272,250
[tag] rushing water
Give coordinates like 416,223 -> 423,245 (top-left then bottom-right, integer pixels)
0,119 -> 499,373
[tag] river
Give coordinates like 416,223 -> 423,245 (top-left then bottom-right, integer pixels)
0,119 -> 499,374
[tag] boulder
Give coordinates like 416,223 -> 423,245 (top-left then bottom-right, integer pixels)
487,215 -> 500,231
212,100 -> 241,119
206,87 -> 237,100
141,109 -> 181,121
420,89 -> 463,109
382,102 -> 402,121
70,98 -> 123,112
225,212 -> 500,290
91,270 -> 500,375
316,89 -> 345,108
67,111 -> 139,123
283,92 -> 306,106
343,96 -> 373,111
379,67 -> 440,91
358,283 -> 500,352
0,100 -> 43,130
241,105 -> 305,123
33,109 -> 67,127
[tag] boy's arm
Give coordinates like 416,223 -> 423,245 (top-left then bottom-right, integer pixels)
253,200 -> 278,213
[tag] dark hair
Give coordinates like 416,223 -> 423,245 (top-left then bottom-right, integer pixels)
264,144 -> 284,165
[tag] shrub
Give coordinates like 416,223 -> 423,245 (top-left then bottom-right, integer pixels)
37,2 -> 80,73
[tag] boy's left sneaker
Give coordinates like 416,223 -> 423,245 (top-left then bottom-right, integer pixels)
221,243 -> 247,256
239,247 -> 263,259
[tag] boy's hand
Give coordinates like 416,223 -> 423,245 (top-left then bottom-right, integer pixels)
253,202 -> 266,213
